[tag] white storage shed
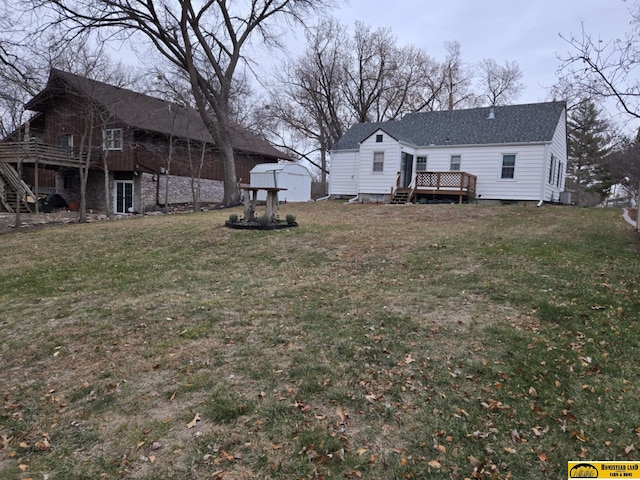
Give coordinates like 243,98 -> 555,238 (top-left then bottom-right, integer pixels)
250,162 -> 312,202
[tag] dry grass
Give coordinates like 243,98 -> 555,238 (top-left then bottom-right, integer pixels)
1,202 -> 639,479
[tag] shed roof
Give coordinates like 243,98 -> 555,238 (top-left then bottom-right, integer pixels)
332,102 -> 565,150
26,69 -> 286,159
250,162 -> 312,176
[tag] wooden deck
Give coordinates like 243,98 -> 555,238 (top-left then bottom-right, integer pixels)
0,142 -> 98,168
0,142 -> 99,214
391,171 -> 477,204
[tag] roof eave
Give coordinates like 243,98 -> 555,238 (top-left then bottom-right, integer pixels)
416,140 -> 552,149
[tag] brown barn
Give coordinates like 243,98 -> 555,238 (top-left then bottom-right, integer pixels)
0,69 -> 285,214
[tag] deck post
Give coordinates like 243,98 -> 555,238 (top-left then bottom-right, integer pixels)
34,160 -> 39,214
15,160 -> 22,228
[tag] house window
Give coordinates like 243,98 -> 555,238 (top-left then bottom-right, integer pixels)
104,128 -> 123,150
376,134 -> 383,143
373,152 -> 384,172
57,134 -> 73,148
556,161 -> 562,186
450,155 -> 461,171
548,154 -> 555,184
501,154 -> 516,179
416,156 -> 427,171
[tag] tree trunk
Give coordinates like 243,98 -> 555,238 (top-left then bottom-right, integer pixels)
636,180 -> 640,232
320,148 -> 327,196
79,165 -> 89,223
164,134 -> 173,212
190,142 -> 205,212
217,120 -> 240,206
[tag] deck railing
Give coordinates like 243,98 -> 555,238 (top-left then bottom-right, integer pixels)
413,171 -> 476,194
0,142 -> 100,168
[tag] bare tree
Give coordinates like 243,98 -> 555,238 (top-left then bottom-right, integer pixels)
439,41 -> 477,111
609,135 -> 640,197
263,18 -> 348,193
477,58 -> 524,106
0,14 -> 40,138
265,18 -> 447,193
343,21 -> 397,123
557,3 -> 640,121
390,46 -> 443,115
37,0 -> 331,207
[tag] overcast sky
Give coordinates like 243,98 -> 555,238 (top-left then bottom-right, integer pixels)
284,0 -> 635,108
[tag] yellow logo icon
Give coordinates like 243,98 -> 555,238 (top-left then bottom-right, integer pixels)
569,462 -> 640,478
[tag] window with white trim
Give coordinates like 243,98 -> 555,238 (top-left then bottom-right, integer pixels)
104,128 -> 123,150
548,154 -> 555,184
375,134 -> 383,143
416,156 -> 427,171
373,151 -> 384,172
57,134 -> 73,148
501,154 -> 516,179
450,155 -> 461,171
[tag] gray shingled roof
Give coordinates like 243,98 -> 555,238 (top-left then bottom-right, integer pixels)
26,69 -> 286,160
332,102 -> 565,151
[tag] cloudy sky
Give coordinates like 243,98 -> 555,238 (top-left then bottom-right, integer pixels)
293,0 -> 635,106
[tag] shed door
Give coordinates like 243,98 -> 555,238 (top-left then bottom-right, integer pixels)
114,180 -> 134,214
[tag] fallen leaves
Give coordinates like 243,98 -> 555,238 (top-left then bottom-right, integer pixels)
531,426 -> 548,437
187,413 -> 201,429
510,429 -> 523,444
365,393 -> 382,404
34,433 -> 51,451
468,455 -> 482,468
335,406 -> 347,425
480,398 -> 510,411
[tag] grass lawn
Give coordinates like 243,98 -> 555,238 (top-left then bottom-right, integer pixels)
1,202 -> 639,479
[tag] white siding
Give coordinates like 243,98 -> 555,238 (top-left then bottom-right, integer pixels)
329,150 -> 360,195
542,111 -> 568,202
357,130 -> 401,194
414,144 -> 548,201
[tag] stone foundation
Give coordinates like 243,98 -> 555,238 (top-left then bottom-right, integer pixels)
56,171 -> 225,213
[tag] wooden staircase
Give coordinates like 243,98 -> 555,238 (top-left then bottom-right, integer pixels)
0,163 -> 35,213
390,188 -> 412,204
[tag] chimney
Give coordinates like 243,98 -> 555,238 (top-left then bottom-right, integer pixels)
488,106 -> 495,119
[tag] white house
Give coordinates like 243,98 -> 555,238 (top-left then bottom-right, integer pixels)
329,102 -> 568,205
250,161 -> 312,202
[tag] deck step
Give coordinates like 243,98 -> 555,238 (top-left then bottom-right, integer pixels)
390,191 -> 410,204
